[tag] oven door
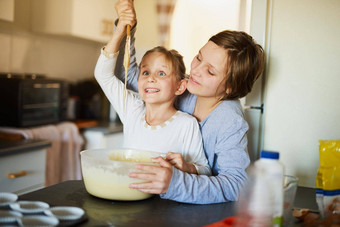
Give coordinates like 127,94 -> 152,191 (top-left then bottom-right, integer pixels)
20,81 -> 61,127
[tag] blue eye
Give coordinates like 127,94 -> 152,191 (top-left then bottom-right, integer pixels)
158,71 -> 166,76
142,71 -> 150,76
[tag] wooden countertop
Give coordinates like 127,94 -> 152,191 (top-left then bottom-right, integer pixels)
72,119 -> 99,129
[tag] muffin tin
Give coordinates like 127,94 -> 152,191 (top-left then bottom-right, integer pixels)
0,192 -> 18,207
10,201 -> 50,214
18,215 -> 59,227
44,206 -> 85,221
0,210 -> 23,223
0,191 -> 86,226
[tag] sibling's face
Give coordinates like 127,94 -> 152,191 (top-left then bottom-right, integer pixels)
188,41 -> 228,98
137,52 -> 181,105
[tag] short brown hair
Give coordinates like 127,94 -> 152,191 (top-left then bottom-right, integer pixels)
140,46 -> 186,81
209,30 -> 265,100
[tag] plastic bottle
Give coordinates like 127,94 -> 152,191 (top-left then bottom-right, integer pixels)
254,150 -> 285,227
235,165 -> 274,227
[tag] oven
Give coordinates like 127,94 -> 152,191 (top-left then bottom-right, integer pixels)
0,73 -> 64,127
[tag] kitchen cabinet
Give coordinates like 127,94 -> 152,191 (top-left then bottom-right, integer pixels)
0,146 -> 47,195
0,0 -> 14,22
31,0 -> 117,43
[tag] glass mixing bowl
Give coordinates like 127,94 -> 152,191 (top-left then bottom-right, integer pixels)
80,149 -> 163,201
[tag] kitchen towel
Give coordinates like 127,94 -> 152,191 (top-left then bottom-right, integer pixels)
0,122 -> 84,186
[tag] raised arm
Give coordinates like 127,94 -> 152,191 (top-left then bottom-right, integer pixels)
114,0 -> 139,92
105,0 -> 136,55
94,0 -> 138,122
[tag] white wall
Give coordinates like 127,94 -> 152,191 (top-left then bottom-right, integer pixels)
170,0 -> 243,72
0,32 -> 102,82
263,0 -> 340,187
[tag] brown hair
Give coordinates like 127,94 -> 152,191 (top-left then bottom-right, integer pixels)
140,46 -> 186,81
209,30 -> 265,100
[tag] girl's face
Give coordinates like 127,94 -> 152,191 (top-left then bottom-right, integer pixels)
138,52 -> 184,105
188,41 -> 228,99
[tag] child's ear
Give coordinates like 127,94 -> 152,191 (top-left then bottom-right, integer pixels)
175,79 -> 187,95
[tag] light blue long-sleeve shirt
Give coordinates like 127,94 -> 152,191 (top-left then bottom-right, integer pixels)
113,25 -> 250,204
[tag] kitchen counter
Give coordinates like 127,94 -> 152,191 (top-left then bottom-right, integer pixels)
0,138 -> 51,157
0,137 -> 50,194
80,120 -> 123,135
18,180 -> 318,227
81,121 -> 124,150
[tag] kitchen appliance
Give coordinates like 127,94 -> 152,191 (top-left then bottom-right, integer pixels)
68,79 -> 118,122
0,73 -> 64,127
80,148 -> 162,201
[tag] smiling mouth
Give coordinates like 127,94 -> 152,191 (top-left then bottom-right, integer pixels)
190,76 -> 200,85
145,88 -> 160,93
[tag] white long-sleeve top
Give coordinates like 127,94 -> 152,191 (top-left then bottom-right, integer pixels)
94,50 -> 211,176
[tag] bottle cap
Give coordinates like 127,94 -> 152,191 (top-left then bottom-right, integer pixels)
260,150 -> 279,160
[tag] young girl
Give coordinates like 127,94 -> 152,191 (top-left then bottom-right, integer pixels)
114,0 -> 265,204
94,13 -> 210,176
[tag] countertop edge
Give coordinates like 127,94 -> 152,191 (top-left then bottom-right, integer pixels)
0,139 -> 51,157
81,121 -> 123,135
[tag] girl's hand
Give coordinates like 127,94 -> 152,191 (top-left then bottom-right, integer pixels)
129,157 -> 173,194
166,152 -> 198,174
105,0 -> 136,53
115,0 -> 136,35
